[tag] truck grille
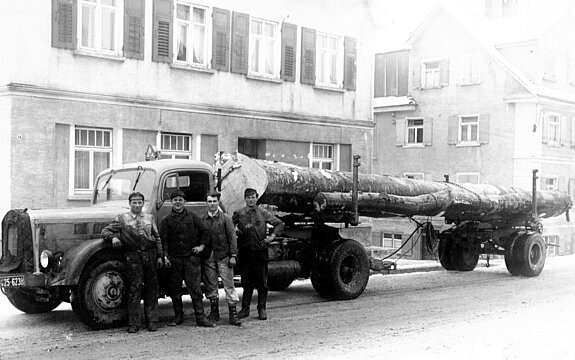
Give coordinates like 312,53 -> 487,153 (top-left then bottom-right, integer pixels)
0,209 -> 34,273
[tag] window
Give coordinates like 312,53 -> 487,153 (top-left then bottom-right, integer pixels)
544,235 -> 559,256
374,51 -> 409,97
460,54 -> 481,84
78,0 -> 123,55
238,138 -> 263,159
162,171 -> 210,202
502,0 -> 518,17
404,173 -> 424,180
543,176 -> 558,190
456,173 -> 480,184
311,143 -> 334,170
423,61 -> 440,88
459,116 -> 479,143
543,52 -> 557,82
160,133 -> 192,159
383,233 -> 403,249
316,32 -> 342,87
407,118 -> 424,145
174,2 -> 209,67
249,18 -> 279,77
567,57 -> 575,86
546,114 -> 560,144
73,126 -> 112,194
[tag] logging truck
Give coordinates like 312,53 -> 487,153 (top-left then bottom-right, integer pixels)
0,152 -> 571,329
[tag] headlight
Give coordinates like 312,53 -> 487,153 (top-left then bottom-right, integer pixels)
40,250 -> 53,269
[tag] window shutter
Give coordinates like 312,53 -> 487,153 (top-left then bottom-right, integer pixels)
51,0 -> 77,49
560,115 -> 570,146
344,36 -> 357,91
479,114 -> 490,144
571,116 -> 575,148
374,54 -> 385,97
385,52 -> 398,96
440,59 -> 450,86
412,59 -> 421,90
124,0 -> 145,60
398,51 -> 409,96
152,0 -> 173,63
395,118 -> 406,146
423,117 -> 433,145
339,144 -> 352,172
300,27 -> 316,85
231,11 -> 249,75
212,7 -> 230,71
448,115 -> 459,144
541,114 -> 548,144
281,22 -> 297,82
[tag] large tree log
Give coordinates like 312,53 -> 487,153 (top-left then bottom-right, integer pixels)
216,152 -> 572,222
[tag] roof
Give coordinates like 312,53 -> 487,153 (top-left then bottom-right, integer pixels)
99,159 -> 214,176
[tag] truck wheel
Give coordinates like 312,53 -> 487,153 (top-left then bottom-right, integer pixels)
504,232 -> 522,276
514,233 -> 546,277
310,242 -> 339,299
450,237 -> 480,271
438,231 -> 456,270
72,259 -> 127,329
3,287 -> 62,314
327,240 -> 369,300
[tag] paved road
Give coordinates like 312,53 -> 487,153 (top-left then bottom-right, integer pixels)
1,255 -> 574,359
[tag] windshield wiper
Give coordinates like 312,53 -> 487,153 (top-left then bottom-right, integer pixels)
132,166 -> 146,191
96,170 -> 116,195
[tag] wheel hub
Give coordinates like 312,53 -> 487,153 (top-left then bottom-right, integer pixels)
340,256 -> 358,284
92,271 -> 124,312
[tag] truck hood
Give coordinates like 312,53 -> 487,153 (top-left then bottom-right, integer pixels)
27,204 -> 130,224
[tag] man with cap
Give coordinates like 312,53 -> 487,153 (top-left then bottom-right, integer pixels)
160,189 -> 215,328
232,188 -> 284,320
101,191 -> 165,333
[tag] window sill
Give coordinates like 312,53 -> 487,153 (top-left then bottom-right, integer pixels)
73,49 -> 126,62
68,194 -> 92,202
459,81 -> 481,86
455,142 -> 481,147
313,84 -> 345,93
170,62 -> 215,74
545,142 -> 561,147
403,143 -> 425,148
420,85 -> 444,90
246,74 -> 282,83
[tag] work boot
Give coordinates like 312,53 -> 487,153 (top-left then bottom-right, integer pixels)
147,322 -> 158,332
257,289 -> 268,320
237,288 -> 253,319
257,306 -> 267,320
168,312 -> 184,326
228,305 -> 242,326
127,325 -> 139,333
208,297 -> 220,322
192,299 -> 216,328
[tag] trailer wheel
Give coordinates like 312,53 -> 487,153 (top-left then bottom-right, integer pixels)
504,232 -> 522,276
72,259 -> 127,329
438,231 -> 456,270
3,287 -> 62,314
514,232 -> 546,277
310,242 -> 340,299
450,237 -> 480,271
327,240 -> 369,300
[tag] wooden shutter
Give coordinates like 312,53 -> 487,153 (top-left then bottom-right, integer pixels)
51,0 -> 77,49
124,0 -> 145,60
479,114 -> 490,144
541,114 -> 548,144
231,11 -> 249,75
339,144 -> 352,172
385,52 -> 397,96
374,54 -> 385,97
395,118 -> 406,146
300,27 -> 316,85
344,36 -> 357,91
152,0 -> 173,63
448,115 -> 459,145
212,7 -> 230,71
281,22 -> 297,82
423,117 -> 433,145
440,59 -> 450,86
412,59 -> 421,90
398,51 -> 409,96
560,115 -> 570,146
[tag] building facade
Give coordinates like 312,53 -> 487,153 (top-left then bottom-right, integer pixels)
0,0 -> 376,216
372,0 -> 575,258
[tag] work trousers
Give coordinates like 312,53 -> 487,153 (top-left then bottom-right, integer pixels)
239,249 -> 268,299
125,249 -> 159,327
169,255 -> 203,315
202,251 -> 240,305
201,252 -> 219,299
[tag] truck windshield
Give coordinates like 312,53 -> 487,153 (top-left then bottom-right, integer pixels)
93,169 -> 156,205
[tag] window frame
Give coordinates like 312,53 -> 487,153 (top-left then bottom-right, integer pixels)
173,1 -> 211,68
543,176 -> 559,191
456,172 -> 480,184
404,172 -> 425,180
460,53 -> 481,85
248,17 -> 280,79
70,125 -> 113,197
158,132 -> 193,159
459,115 -> 480,144
543,51 -> 557,82
544,234 -> 558,256
546,113 -> 561,145
406,118 -> 424,145
315,31 -> 344,88
310,143 -> 337,170
77,0 -> 124,56
422,60 -> 441,88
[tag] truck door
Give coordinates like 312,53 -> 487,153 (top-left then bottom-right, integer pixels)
157,170 -> 211,221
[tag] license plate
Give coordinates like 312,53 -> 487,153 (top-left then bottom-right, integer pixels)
0,275 -> 25,287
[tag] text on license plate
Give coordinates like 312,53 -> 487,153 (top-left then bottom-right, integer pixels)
0,276 -> 24,287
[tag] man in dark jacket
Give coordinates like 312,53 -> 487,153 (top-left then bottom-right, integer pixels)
101,191 -> 164,333
202,191 -> 241,326
233,188 -> 284,320
160,189 -> 215,328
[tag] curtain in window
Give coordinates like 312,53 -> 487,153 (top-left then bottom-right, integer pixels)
75,151 -> 90,189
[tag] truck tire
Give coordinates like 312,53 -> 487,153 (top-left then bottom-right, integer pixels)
504,232 -> 522,276
72,259 -> 127,329
514,232 -> 546,277
450,237 -> 480,271
310,242 -> 340,299
327,240 -> 369,300
3,287 -> 62,314
438,231 -> 456,270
